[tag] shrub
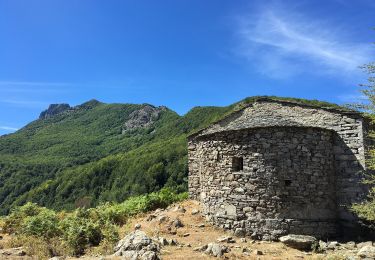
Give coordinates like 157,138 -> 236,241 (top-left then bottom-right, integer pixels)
21,208 -> 60,238
59,208 -> 103,255
352,177 -> 375,221
3,202 -> 44,234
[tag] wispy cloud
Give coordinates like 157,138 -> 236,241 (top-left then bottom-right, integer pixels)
0,81 -> 71,94
0,99 -> 49,108
235,3 -> 374,79
0,126 -> 19,131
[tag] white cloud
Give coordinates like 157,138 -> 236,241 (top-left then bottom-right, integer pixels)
0,126 -> 18,131
235,4 -> 374,79
0,81 -> 71,94
0,99 -> 49,108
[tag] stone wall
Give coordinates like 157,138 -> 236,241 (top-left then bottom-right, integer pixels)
188,100 -> 368,239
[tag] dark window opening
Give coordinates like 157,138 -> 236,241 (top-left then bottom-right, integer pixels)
284,180 -> 292,186
232,157 -> 243,172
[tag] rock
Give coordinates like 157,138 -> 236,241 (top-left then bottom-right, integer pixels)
318,240 -> 327,251
327,241 -> 339,250
49,257 -> 66,260
279,234 -> 317,251
242,247 -> 251,253
171,218 -> 184,228
234,228 -> 245,237
193,245 -> 208,252
154,208 -> 163,214
158,237 -> 168,246
135,223 -> 142,230
156,215 -> 169,224
0,247 -> 26,256
113,230 -> 160,260
217,236 -> 235,243
357,245 -> 375,259
357,241 -> 373,249
146,214 -> 156,221
342,241 -> 356,250
183,233 -> 190,237
172,205 -> 186,213
197,223 -> 205,228
204,243 -> 230,257
240,238 -> 247,243
39,104 -> 71,119
122,104 -> 166,132
191,209 -> 199,215
253,249 -> 263,255
167,239 -> 178,246
0,235 -> 2,240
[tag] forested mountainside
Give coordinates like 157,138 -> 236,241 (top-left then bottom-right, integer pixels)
0,96 -> 350,214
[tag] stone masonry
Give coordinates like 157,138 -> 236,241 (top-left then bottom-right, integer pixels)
188,98 -> 370,240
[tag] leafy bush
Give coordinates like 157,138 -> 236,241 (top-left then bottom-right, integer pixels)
21,208 -> 60,238
350,60 -> 375,223
92,188 -> 188,225
352,175 -> 375,221
3,202 -> 44,233
59,209 -> 104,255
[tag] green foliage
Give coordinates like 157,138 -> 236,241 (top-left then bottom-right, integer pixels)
3,202 -> 44,233
21,208 -> 60,239
351,52 -> 375,221
59,210 -> 104,255
2,188 -> 186,256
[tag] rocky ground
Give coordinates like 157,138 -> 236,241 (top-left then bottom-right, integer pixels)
1,200 -> 375,259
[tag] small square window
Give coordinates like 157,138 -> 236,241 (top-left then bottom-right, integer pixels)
284,180 -> 292,186
232,157 -> 243,172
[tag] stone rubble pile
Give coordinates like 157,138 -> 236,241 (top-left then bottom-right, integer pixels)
113,230 -> 160,260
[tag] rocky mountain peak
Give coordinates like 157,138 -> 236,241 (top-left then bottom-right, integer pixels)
122,104 -> 167,133
39,103 -> 71,119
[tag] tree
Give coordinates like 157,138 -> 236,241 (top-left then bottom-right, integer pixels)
351,61 -> 375,221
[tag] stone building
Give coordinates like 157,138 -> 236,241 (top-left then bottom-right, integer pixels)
188,98 -> 370,240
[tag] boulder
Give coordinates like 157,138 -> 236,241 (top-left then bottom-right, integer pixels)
357,245 -> 375,259
113,230 -> 160,260
204,243 -> 230,257
279,234 -> 317,251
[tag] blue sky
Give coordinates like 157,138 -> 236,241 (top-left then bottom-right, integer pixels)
0,0 -> 374,135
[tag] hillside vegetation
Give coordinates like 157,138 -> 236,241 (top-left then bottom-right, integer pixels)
0,96 -> 353,214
